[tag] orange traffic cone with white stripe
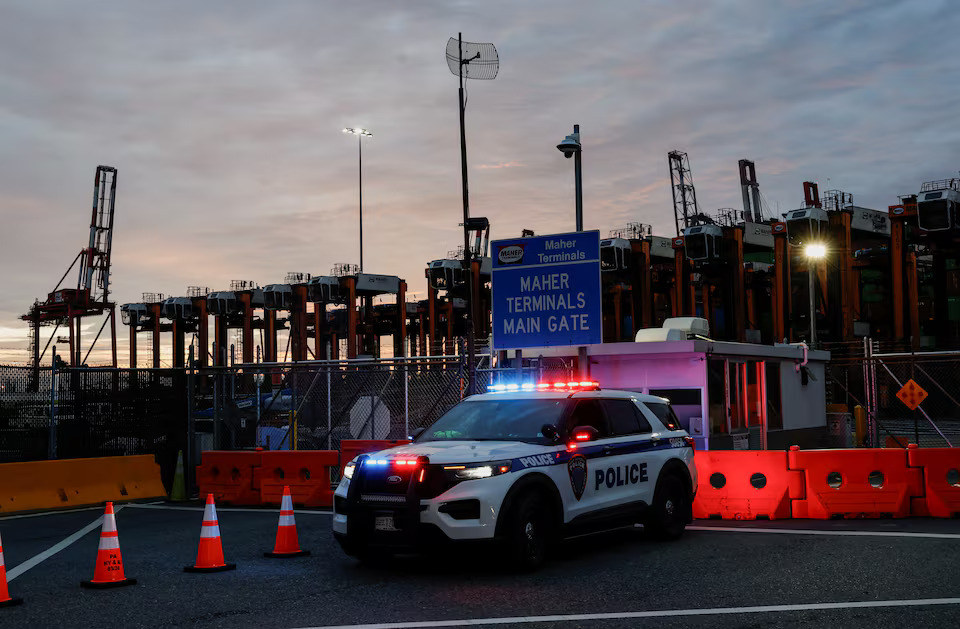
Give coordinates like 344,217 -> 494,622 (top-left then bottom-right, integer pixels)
264,486 -> 310,558
0,530 -> 23,607
80,502 -> 136,589
184,494 -> 236,573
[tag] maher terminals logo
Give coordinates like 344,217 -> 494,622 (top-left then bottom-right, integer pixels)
497,244 -> 525,265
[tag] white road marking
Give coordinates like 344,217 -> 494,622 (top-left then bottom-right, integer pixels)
0,505 -> 106,521
6,506 -> 123,582
124,503 -> 332,515
689,525 -> 960,540
298,597 -> 960,629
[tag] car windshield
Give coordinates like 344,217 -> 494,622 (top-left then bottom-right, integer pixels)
418,398 -> 570,443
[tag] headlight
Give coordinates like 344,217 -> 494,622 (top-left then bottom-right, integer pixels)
444,462 -> 511,481
343,460 -> 356,480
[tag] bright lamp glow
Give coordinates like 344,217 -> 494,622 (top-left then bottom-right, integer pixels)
455,466 -> 494,480
343,461 -> 356,480
805,243 -> 827,259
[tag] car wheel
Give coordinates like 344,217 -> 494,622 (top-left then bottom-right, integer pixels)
645,474 -> 688,540
505,492 -> 551,571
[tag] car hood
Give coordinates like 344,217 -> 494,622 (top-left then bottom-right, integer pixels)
365,441 -> 549,465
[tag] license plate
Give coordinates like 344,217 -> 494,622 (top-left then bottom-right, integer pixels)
375,515 -> 398,532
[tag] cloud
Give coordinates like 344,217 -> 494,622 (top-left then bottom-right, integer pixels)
476,161 -> 524,170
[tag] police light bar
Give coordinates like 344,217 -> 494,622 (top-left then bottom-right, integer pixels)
488,381 -> 600,393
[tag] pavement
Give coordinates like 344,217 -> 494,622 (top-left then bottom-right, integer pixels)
2,502 -> 960,628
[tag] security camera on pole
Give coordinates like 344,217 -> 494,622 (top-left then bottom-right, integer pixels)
445,34 -> 499,395
557,125 -> 583,232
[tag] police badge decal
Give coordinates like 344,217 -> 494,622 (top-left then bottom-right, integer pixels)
568,455 -> 587,500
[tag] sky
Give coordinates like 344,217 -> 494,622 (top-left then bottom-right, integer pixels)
1,0 -> 957,365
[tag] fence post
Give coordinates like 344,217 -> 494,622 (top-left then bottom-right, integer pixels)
212,365 -> 220,450
48,347 -> 58,459
187,345 -> 196,496
863,337 -> 880,448
404,360 -> 409,438
327,367 -> 332,450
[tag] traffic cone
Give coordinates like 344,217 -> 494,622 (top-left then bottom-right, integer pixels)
0,530 -> 23,607
264,486 -> 310,558
184,494 -> 236,573
81,502 -> 136,589
170,450 -> 187,501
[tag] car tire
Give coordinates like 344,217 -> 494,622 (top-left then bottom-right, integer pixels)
504,492 -> 551,572
645,474 -> 688,540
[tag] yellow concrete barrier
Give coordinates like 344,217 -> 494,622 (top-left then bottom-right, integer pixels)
0,455 -> 166,513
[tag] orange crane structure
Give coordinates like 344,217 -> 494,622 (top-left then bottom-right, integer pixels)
22,166 -> 119,383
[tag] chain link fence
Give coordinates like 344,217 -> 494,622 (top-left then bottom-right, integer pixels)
0,365 -> 188,490
203,357 -> 474,454
824,341 -> 960,448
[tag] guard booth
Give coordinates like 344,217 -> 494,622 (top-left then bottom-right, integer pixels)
520,318 -> 829,450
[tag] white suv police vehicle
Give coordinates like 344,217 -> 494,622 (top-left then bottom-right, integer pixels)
332,381 -> 697,570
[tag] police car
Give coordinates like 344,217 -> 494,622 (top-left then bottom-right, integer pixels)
332,381 -> 697,570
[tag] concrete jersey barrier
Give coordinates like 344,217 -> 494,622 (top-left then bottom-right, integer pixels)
0,455 -> 166,513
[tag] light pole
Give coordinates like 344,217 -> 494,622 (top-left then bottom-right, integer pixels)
557,125 -> 583,231
343,127 -> 372,272
805,243 -> 827,347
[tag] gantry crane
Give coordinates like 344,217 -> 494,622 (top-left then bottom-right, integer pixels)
22,166 -> 119,384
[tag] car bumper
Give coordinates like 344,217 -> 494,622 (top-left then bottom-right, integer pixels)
332,469 -> 514,553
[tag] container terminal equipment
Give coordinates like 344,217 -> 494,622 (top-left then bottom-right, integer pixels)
22,166 -> 119,386
105,162 -> 960,369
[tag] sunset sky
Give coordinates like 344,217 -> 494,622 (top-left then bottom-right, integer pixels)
1,0 -> 957,365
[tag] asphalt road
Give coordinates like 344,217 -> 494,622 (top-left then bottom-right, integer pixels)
2,503 -> 959,628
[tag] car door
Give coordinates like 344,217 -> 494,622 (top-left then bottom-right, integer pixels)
561,398 -> 619,520
597,398 -> 657,509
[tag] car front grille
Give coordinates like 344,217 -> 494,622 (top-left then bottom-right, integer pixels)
360,494 -> 407,504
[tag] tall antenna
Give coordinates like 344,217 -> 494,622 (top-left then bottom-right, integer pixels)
445,34 -> 498,396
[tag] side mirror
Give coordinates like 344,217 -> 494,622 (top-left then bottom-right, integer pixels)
541,424 -> 560,442
409,427 -> 426,440
570,425 -> 600,443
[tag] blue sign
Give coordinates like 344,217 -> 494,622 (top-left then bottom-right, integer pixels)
491,230 -> 602,350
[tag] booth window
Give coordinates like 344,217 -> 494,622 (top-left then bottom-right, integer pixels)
766,362 -> 783,430
747,361 -> 763,427
707,359 -> 727,434
727,361 -> 748,432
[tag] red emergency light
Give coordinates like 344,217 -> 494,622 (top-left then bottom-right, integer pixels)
488,381 -> 600,393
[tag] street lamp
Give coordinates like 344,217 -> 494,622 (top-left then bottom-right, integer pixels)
805,243 -> 827,347
343,127 -> 372,272
557,124 -> 583,231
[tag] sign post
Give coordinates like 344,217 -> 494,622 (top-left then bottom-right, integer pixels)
491,231 -> 602,352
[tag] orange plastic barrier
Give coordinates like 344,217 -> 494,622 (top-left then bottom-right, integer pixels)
907,445 -> 960,517
339,439 -> 410,478
692,451 -> 803,520
788,446 -> 923,518
257,451 -> 339,507
195,451 -> 262,505
0,455 -> 165,514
